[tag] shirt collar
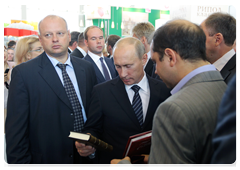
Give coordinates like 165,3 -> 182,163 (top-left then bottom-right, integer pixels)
77,46 -> 87,57
46,53 -> 72,68
213,49 -> 235,71
125,73 -> 148,92
88,50 -> 104,62
171,64 -> 216,95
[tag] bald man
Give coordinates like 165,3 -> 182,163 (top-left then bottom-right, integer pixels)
75,37 -> 170,164
5,15 -> 97,164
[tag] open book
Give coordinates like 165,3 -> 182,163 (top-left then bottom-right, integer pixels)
69,131 -> 113,152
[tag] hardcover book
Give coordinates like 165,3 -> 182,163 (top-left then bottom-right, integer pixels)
68,131 -> 113,152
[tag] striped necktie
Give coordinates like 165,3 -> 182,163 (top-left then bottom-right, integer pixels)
131,85 -> 143,128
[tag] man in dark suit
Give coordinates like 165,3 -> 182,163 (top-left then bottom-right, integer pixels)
5,15 -> 97,164
211,74 -> 236,164
71,32 -> 87,59
132,22 -> 155,77
83,26 -> 118,84
75,37 -> 171,163
68,31 -> 80,53
200,12 -> 236,84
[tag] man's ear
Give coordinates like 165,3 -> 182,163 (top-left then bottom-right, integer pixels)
142,53 -> 148,66
84,39 -> 88,47
214,33 -> 223,46
164,48 -> 177,67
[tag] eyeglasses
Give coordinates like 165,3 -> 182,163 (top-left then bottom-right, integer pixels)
29,48 -> 44,52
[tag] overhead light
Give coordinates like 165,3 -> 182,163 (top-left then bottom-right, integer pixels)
101,20 -> 104,28
79,19 -> 84,27
121,22 -> 124,29
111,21 -> 115,28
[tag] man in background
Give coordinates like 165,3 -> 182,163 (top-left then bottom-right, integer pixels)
68,31 -> 80,53
200,12 -> 236,84
105,34 -> 121,58
132,22 -> 155,77
71,32 -> 88,58
112,19 -> 227,164
83,26 -> 118,84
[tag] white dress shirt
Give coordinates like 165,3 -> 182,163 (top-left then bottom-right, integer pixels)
125,73 -> 150,122
87,51 -> 112,79
77,46 -> 87,57
213,49 -> 235,71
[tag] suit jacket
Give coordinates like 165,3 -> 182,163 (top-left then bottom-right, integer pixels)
220,54 -> 236,84
5,52 -> 97,164
71,48 -> 85,59
84,54 -> 118,84
149,71 -> 227,164
145,59 -> 154,77
211,74 -> 236,164
83,75 -> 171,163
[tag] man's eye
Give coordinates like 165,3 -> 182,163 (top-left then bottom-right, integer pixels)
58,32 -> 64,36
45,33 -> 52,37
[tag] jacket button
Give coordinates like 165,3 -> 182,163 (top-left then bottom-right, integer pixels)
69,154 -> 73,158
70,113 -> 74,116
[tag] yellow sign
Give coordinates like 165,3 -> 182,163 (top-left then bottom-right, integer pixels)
11,20 -> 38,31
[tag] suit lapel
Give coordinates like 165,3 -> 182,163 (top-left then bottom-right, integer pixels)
71,56 -> 86,108
105,58 -> 116,78
110,77 -> 141,128
38,53 -> 72,110
143,76 -> 160,129
85,55 -> 105,83
220,54 -> 236,81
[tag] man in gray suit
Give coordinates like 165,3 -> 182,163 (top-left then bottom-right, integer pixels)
111,19 -> 227,164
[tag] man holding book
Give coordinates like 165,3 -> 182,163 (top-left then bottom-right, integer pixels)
75,37 -> 170,163
111,19 -> 227,164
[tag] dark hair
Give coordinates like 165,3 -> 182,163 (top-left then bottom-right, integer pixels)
106,35 -> 121,48
8,41 -> 16,48
83,26 -> 103,41
205,12 -> 236,46
153,19 -> 207,62
69,31 -> 80,46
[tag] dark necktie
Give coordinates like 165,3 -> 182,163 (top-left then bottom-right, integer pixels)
131,85 -> 143,128
57,63 -> 84,132
100,57 -> 111,81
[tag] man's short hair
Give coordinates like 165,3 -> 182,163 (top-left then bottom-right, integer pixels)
77,32 -> 85,46
204,12 -> 236,46
113,37 -> 145,59
131,22 -> 155,45
7,41 -> 16,49
105,35 -> 121,48
83,26 -> 103,41
69,31 -> 80,46
153,19 -> 207,62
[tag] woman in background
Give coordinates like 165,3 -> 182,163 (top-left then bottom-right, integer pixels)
14,35 -> 43,65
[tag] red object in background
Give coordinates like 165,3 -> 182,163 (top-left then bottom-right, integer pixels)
4,27 -> 38,37
4,28 -> 19,36
19,29 -> 31,36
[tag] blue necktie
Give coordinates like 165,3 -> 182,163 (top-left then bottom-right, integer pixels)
131,85 -> 143,128
100,57 -> 111,81
57,63 -> 84,132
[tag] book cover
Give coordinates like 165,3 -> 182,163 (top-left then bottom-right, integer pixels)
68,131 -> 113,152
123,130 -> 152,158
